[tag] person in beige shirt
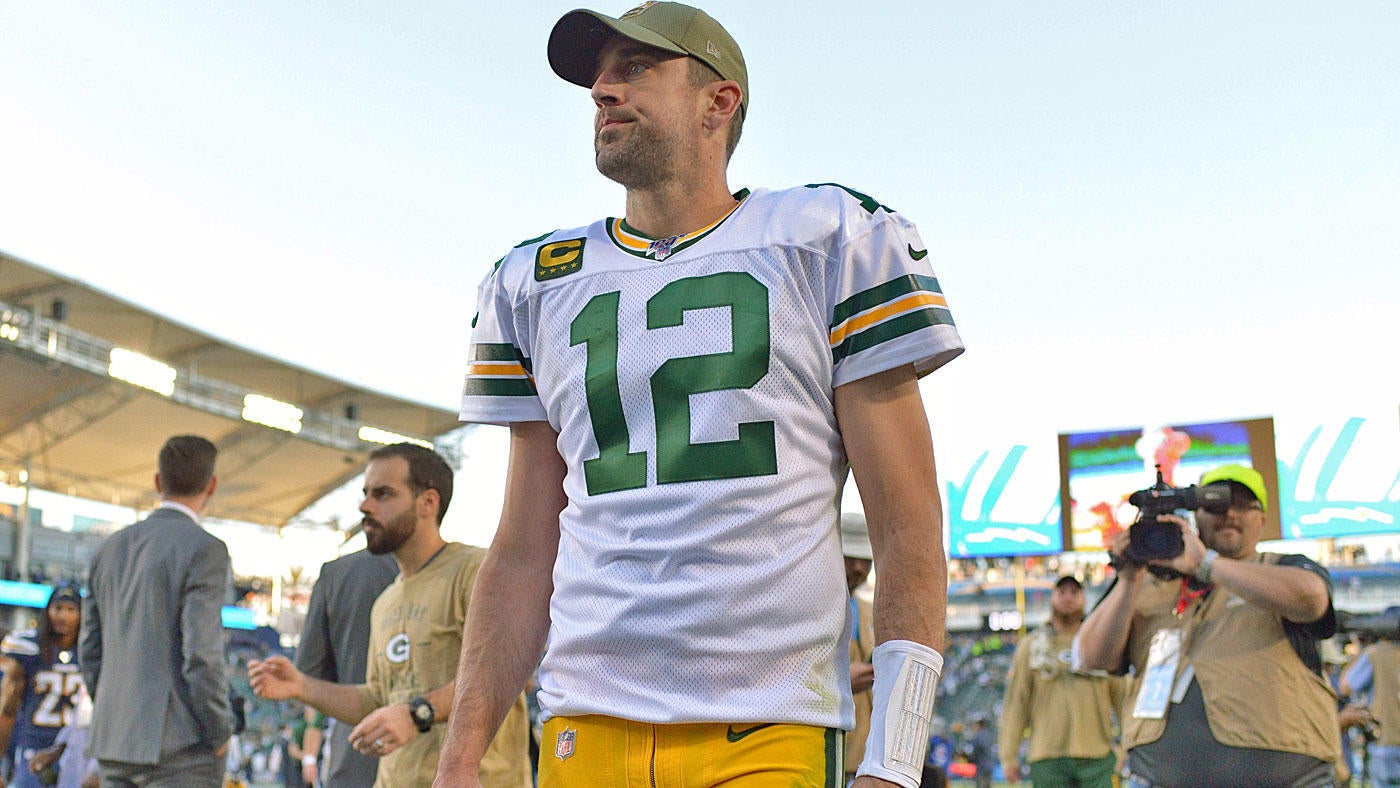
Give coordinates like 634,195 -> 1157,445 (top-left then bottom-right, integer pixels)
999,575 -> 1123,787
249,443 -> 531,787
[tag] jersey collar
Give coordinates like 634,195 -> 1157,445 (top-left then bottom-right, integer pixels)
606,189 -> 750,262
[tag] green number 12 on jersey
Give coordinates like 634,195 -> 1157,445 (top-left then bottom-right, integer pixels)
569,272 -> 777,496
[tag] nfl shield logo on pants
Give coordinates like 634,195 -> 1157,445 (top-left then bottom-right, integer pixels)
555,727 -> 577,761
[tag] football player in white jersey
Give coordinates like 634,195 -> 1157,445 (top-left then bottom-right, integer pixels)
436,4 -> 964,788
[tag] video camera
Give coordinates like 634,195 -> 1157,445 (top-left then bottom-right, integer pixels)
1123,467 -> 1231,564
1337,607 -> 1400,642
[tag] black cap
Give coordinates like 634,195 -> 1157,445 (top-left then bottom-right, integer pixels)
48,583 -> 82,606
1054,575 -> 1083,590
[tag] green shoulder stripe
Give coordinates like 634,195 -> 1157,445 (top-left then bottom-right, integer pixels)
804,182 -> 895,215
513,230 -> 558,248
831,274 -> 943,327
462,378 -> 536,397
470,342 -> 533,374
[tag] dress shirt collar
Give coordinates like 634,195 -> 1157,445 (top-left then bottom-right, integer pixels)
158,500 -> 202,524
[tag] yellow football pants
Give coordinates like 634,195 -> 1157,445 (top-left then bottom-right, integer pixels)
539,715 -> 844,787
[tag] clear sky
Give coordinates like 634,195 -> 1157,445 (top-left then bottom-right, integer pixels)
3,2 -> 1397,562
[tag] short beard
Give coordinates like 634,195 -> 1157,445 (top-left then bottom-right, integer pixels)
364,509 -> 415,556
595,123 -> 679,190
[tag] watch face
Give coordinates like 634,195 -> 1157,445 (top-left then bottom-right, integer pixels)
414,703 -> 431,721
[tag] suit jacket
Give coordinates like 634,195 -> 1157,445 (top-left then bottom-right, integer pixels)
294,549 -> 397,787
80,506 -> 233,764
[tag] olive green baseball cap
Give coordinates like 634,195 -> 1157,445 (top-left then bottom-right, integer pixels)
548,2 -> 748,115
1200,463 -> 1268,512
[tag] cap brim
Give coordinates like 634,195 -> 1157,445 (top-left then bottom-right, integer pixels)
548,9 -> 689,88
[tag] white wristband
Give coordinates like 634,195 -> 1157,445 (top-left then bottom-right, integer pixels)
855,639 -> 943,788
302,754 -> 317,767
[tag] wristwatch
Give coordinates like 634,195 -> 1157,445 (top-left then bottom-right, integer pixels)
1196,548 -> 1220,584
409,696 -> 435,733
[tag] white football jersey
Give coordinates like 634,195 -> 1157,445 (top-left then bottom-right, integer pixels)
460,184 -> 964,728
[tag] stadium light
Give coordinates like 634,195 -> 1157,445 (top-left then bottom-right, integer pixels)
358,425 -> 433,449
242,394 -> 303,434
1,310 -> 20,342
108,347 -> 177,396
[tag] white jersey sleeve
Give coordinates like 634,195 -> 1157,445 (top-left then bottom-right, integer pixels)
814,183 -> 963,386
459,245 -> 550,425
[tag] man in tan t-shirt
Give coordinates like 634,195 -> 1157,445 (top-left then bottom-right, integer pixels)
249,443 -> 531,787
999,575 -> 1123,786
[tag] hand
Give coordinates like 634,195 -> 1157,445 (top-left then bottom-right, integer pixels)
349,703 -> 419,758
214,738 -> 230,758
247,655 -> 304,701
302,761 -> 319,785
1147,514 -> 1207,578
1005,762 -> 1023,782
850,661 -> 876,694
28,743 -> 62,772
1338,705 -> 1373,730
1107,529 -> 1143,581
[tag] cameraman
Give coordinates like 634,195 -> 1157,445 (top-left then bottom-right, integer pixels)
1076,464 -> 1339,787
1340,609 -> 1400,786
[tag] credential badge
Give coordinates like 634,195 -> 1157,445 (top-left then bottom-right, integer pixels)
555,727 -> 577,761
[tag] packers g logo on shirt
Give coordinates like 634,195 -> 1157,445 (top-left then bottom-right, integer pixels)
386,633 -> 411,664
536,238 -> 585,282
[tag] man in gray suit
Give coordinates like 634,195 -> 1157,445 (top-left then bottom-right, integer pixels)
80,434 -> 233,786
294,548 -> 397,787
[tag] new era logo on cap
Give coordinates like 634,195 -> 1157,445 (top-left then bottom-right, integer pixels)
706,40 -> 720,57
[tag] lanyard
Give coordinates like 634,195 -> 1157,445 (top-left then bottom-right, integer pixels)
1173,577 -> 1213,618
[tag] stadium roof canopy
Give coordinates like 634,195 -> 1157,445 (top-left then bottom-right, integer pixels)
0,250 -> 461,527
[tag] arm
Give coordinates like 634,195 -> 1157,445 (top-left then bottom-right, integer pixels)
247,655 -> 374,724
1075,530 -> 1144,672
347,679 -> 459,756
836,365 -> 945,651
0,656 -> 23,759
182,540 -> 235,750
1153,518 -> 1330,623
434,420 -> 566,788
300,709 -> 323,786
997,641 -> 1032,781
835,365 -> 945,788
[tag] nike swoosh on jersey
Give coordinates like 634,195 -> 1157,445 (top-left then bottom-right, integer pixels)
726,723 -> 778,743
907,244 -> 928,260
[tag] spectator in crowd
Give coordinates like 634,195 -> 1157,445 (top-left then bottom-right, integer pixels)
247,444 -> 531,787
1340,613 -> 1400,787
294,545 -> 397,787
81,435 -> 233,786
437,4 -> 963,787
967,715 -> 997,788
999,575 -> 1124,786
22,671 -> 97,788
842,512 -> 877,785
0,583 -> 85,787
1076,463 -> 1339,787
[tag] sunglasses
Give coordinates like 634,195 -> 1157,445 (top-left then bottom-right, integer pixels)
1199,499 -> 1263,516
